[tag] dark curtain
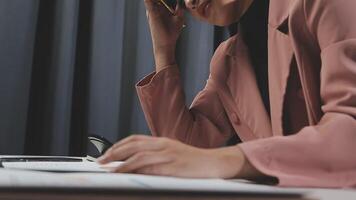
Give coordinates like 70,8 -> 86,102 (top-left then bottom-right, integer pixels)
0,0 -> 230,156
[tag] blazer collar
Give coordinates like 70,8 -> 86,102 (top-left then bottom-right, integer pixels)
268,0 -> 292,29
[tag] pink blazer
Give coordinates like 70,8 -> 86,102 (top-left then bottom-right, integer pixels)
136,0 -> 356,188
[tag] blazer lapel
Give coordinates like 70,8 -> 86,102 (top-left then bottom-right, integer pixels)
268,0 -> 295,136
288,2 -> 324,125
224,34 -> 273,140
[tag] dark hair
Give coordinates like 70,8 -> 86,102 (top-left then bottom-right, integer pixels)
235,0 -> 270,114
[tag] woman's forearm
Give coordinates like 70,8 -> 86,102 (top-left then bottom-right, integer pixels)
153,45 -> 176,72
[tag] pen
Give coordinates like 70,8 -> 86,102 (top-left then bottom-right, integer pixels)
159,0 -> 186,28
159,0 -> 176,15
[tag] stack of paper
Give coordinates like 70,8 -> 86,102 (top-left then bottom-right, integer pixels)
1,161 -> 123,173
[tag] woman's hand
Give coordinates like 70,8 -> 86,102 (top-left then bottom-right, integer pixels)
98,135 -> 261,179
144,0 -> 185,71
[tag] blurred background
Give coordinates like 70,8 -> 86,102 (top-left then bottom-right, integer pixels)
0,0 -> 232,156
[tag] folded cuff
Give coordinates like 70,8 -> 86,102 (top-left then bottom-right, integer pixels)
238,134 -> 328,187
136,65 -> 179,91
238,138 -> 295,187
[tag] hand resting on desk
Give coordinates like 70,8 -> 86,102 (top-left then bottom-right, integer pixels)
98,135 -> 264,179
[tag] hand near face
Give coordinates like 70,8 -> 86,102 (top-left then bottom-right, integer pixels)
144,0 -> 185,71
144,0 -> 185,49
98,135 -> 260,179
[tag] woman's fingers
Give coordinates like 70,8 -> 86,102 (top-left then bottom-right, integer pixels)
113,151 -> 173,173
108,135 -> 153,154
98,135 -> 150,163
175,1 -> 184,16
103,135 -> 152,159
100,138 -> 167,163
174,3 -> 185,27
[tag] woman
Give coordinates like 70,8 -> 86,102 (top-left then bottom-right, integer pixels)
99,0 -> 356,188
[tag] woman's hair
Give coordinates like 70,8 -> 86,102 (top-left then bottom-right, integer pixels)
234,0 -> 270,114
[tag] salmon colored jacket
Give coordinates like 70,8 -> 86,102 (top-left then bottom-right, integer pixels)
136,0 -> 356,188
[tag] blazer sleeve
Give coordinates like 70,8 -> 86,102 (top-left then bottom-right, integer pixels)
136,66 -> 234,148
239,0 -> 356,188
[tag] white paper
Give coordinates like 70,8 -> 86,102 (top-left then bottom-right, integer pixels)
2,169 -> 356,200
0,168 -> 305,196
2,161 -> 123,173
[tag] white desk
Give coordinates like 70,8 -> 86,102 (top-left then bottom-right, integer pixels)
0,169 -> 355,200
